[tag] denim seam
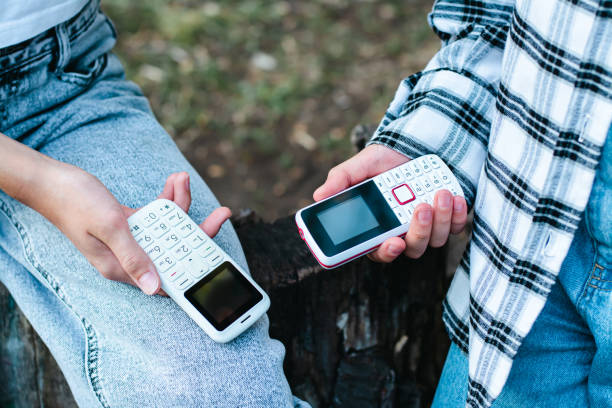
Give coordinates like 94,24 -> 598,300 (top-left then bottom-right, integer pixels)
586,264 -> 612,291
0,199 -> 110,408
587,285 -> 612,291
576,250 -> 600,308
56,53 -> 107,87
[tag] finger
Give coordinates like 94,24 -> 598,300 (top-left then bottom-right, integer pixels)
450,196 -> 468,234
199,207 -> 232,238
84,235 -> 133,284
101,216 -> 160,295
158,173 -> 179,201
404,204 -> 433,258
313,154 -> 369,201
173,172 -> 191,213
367,237 -> 406,263
429,190 -> 453,247
313,145 -> 409,201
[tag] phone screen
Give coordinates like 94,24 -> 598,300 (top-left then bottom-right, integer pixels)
317,196 -> 379,245
185,262 -> 263,331
301,180 -> 400,257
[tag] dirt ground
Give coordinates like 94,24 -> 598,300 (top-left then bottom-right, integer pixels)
103,0 -> 439,220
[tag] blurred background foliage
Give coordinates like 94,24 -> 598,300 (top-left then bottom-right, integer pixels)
102,0 -> 438,220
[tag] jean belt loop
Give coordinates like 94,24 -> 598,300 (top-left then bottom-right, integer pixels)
54,23 -> 71,74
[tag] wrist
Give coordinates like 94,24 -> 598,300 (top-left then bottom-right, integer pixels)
18,155 -> 65,211
0,134 -> 61,208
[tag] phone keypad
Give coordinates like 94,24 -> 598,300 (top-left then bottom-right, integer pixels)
128,202 -> 226,293
374,154 -> 463,225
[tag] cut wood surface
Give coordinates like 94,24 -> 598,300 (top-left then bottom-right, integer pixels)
0,212 -> 451,408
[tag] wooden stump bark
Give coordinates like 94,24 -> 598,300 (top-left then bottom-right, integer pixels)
0,212 -> 451,407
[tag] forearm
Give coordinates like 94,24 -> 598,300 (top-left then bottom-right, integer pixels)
368,1 -> 512,209
0,133 -> 61,209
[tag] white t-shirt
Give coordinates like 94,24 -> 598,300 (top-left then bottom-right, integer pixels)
0,0 -> 89,49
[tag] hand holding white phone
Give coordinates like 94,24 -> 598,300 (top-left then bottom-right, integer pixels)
298,150 -> 467,268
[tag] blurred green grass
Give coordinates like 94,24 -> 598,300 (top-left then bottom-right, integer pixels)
102,0 -> 438,219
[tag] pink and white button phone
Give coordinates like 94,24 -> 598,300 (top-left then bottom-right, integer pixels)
295,154 -> 464,269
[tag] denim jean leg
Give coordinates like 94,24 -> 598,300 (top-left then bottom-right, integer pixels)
581,124 -> 612,407
0,9 -> 304,408
0,58 -> 299,407
432,220 -> 597,407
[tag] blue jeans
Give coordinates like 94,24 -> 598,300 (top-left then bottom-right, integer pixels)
433,129 -> 612,407
0,3 -> 307,407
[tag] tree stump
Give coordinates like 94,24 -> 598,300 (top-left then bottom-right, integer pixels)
0,212 -> 451,407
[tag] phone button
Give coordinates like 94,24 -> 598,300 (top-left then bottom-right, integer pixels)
208,254 -> 223,268
374,176 -> 386,191
393,207 -> 408,224
129,222 -> 144,237
298,228 -> 305,239
392,184 -> 416,205
383,192 -> 398,208
176,276 -> 193,290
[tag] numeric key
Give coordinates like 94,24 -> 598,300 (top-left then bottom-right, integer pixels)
146,245 -> 164,261
136,233 -> 154,249
187,232 -> 207,249
166,211 -> 186,226
409,161 -> 423,176
422,177 -> 434,192
162,233 -> 180,249
412,181 -> 425,196
391,168 -> 404,184
151,222 -> 170,238
142,211 -> 159,227
431,173 -> 443,189
155,255 -> 176,273
400,165 -> 414,181
178,222 -> 197,238
172,243 -> 192,260
428,156 -> 441,169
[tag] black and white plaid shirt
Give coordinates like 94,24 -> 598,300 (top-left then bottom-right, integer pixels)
369,0 -> 611,406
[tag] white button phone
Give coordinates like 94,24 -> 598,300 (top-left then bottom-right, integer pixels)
295,154 -> 464,269
128,199 -> 270,343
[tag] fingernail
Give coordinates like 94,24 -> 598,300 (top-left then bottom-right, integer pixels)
454,199 -> 465,213
388,244 -> 402,256
184,174 -> 190,191
138,270 -> 158,295
418,207 -> 432,224
438,193 -> 451,209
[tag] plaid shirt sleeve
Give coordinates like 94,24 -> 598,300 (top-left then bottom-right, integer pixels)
368,0 -> 515,209
370,1 -> 612,408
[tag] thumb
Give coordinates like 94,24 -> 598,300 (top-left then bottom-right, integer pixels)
313,151 -> 373,201
313,145 -> 410,201
106,225 -> 160,295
